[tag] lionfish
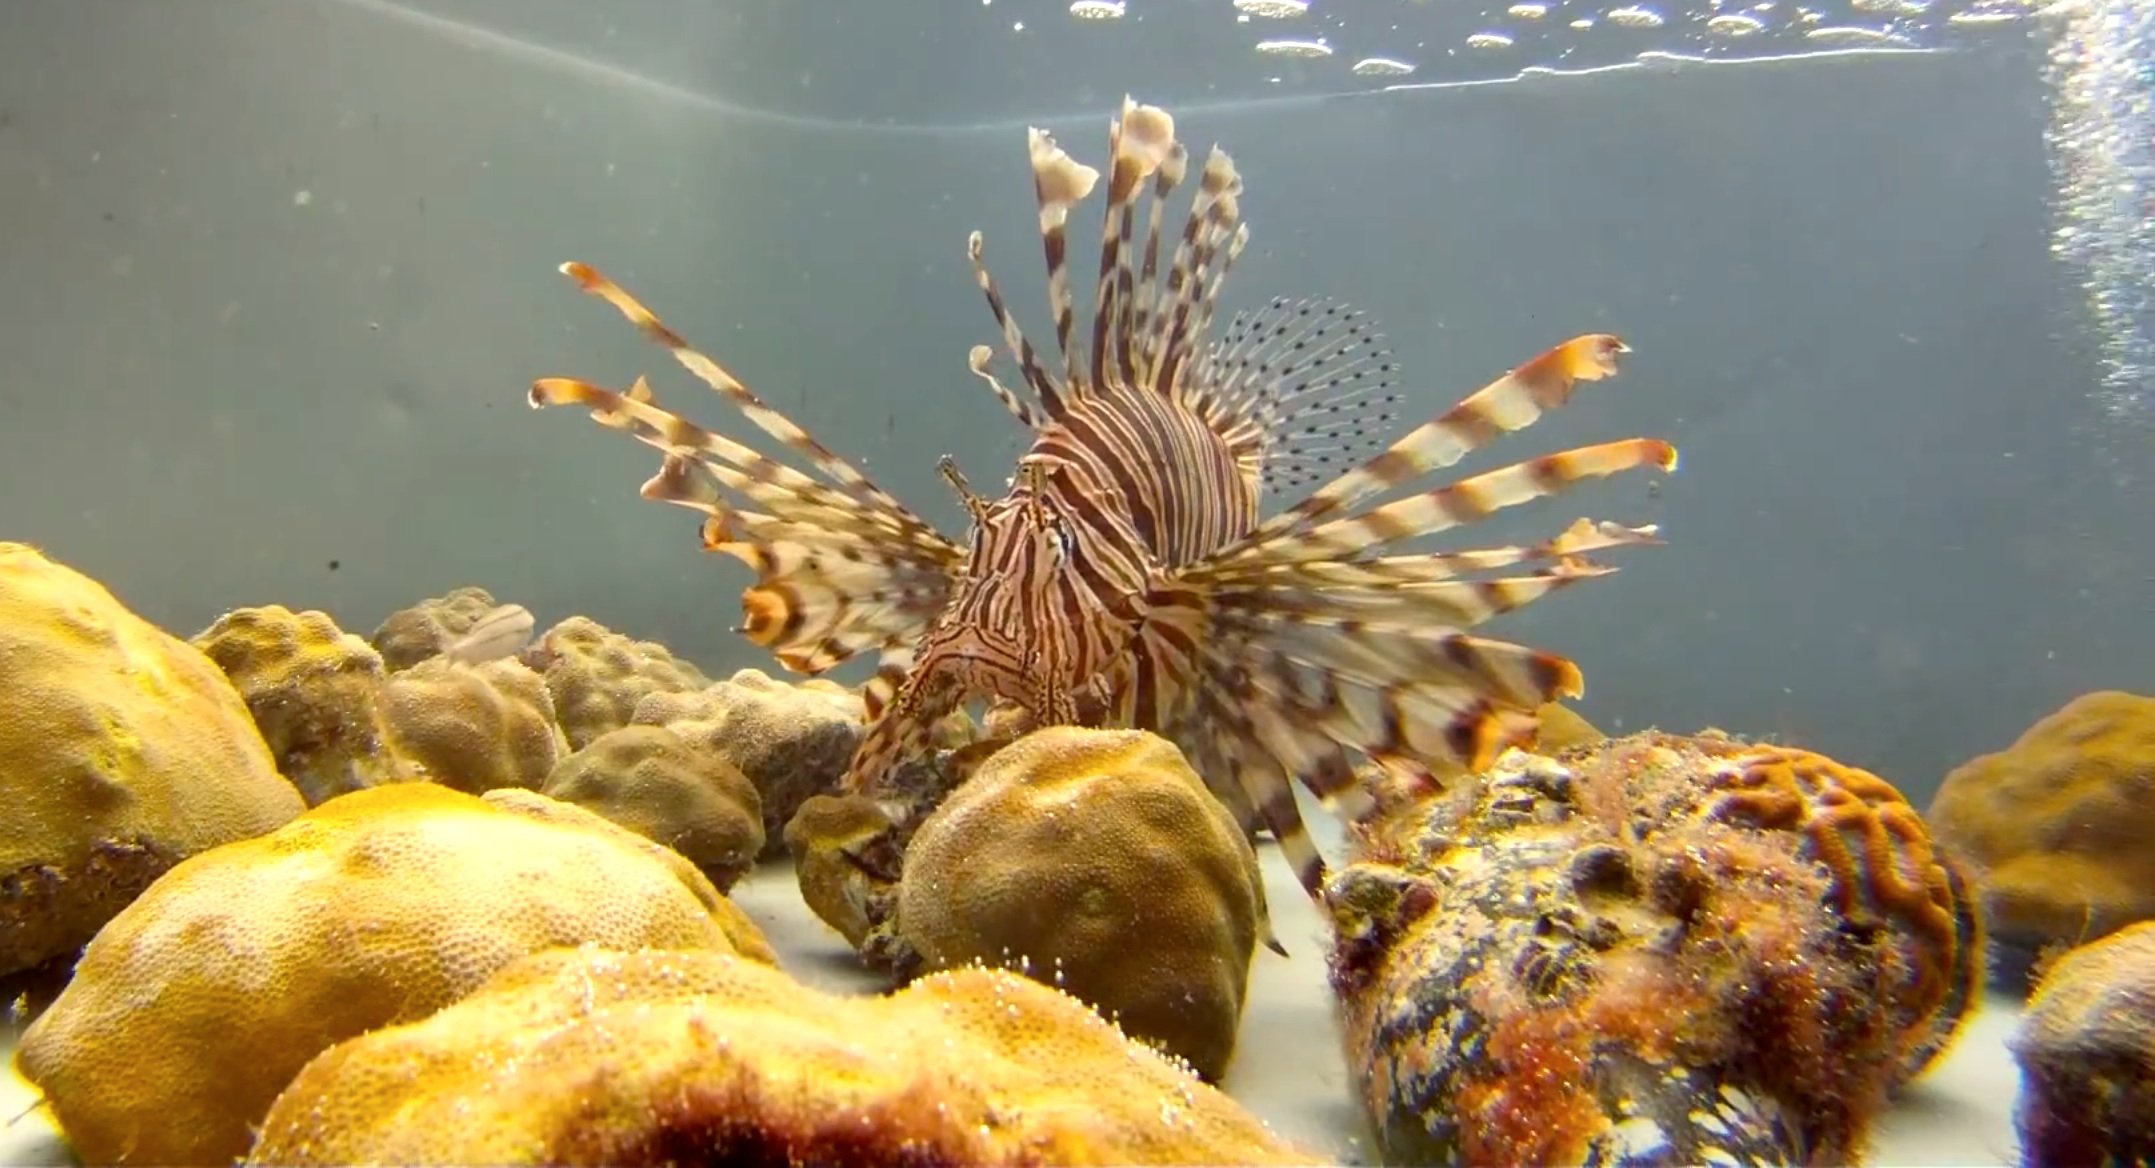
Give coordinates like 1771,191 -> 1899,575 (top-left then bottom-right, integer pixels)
530,97 -> 1675,898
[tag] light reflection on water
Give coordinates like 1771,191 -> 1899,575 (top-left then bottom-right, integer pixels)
2043,0 -> 2154,474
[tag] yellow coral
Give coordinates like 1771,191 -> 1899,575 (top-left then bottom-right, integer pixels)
191,604 -> 408,804
896,727 -> 1268,1080
14,784 -> 770,1167
247,945 -> 1319,1167
1927,690 -> 2155,951
0,543 -> 303,976
543,725 -> 765,891
380,656 -> 567,792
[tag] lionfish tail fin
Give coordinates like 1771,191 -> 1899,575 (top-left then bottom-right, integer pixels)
531,264 -> 963,676
1175,336 -> 1674,898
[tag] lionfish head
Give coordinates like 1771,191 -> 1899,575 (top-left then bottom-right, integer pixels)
940,452 -> 1077,587
915,452 -> 1124,722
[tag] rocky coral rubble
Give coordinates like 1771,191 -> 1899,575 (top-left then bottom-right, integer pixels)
1328,732 -> 1982,1166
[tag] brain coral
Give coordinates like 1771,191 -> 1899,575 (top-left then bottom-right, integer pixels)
0,543 -> 303,977
897,727 -> 1270,1081
14,784 -> 770,1167
1330,733 -> 1979,1166
246,945 -> 1320,1167
1927,690 -> 2155,956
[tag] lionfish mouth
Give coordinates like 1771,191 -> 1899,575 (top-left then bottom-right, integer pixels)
528,95 -> 1676,900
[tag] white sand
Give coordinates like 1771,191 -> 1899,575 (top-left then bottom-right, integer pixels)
1,845 -> 2026,1166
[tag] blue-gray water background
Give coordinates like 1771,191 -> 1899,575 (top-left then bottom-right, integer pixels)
0,0 -> 2146,807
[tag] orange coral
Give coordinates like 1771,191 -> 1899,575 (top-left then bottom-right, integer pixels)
1695,742 -> 1977,1071
1332,732 -> 1979,1166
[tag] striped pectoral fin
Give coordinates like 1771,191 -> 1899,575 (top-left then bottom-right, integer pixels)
1174,574 -> 1593,901
1180,697 -> 1308,950
842,655 -> 959,798
554,262 -> 928,527
531,375 -> 927,541
635,454 -> 961,677
1229,438 -> 1678,572
1227,333 -> 1644,556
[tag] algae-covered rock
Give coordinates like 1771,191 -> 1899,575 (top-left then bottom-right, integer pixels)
543,725 -> 765,891
2013,920 -> 2155,1165
634,668 -> 863,853
784,793 -> 906,951
524,616 -> 710,749
0,543 -> 304,977
192,603 -> 409,805
896,726 -> 1269,1081
369,584 -> 505,672
380,656 -> 567,793
14,784 -> 770,1168
1330,733 -> 1980,1166
1928,690 -> 2155,958
247,945 -> 1321,1167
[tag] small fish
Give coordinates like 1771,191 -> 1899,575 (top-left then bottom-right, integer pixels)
529,97 -> 1673,898
440,603 -> 535,665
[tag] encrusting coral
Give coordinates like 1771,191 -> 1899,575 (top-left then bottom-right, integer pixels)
13,784 -> 771,1167
245,945 -> 1321,1167
543,725 -> 765,891
1927,689 -> 2155,966
523,615 -> 711,748
1328,732 -> 1980,1166
0,543 -> 304,978
2012,920 -> 2155,1165
896,727 -> 1271,1081
191,604 -> 408,805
